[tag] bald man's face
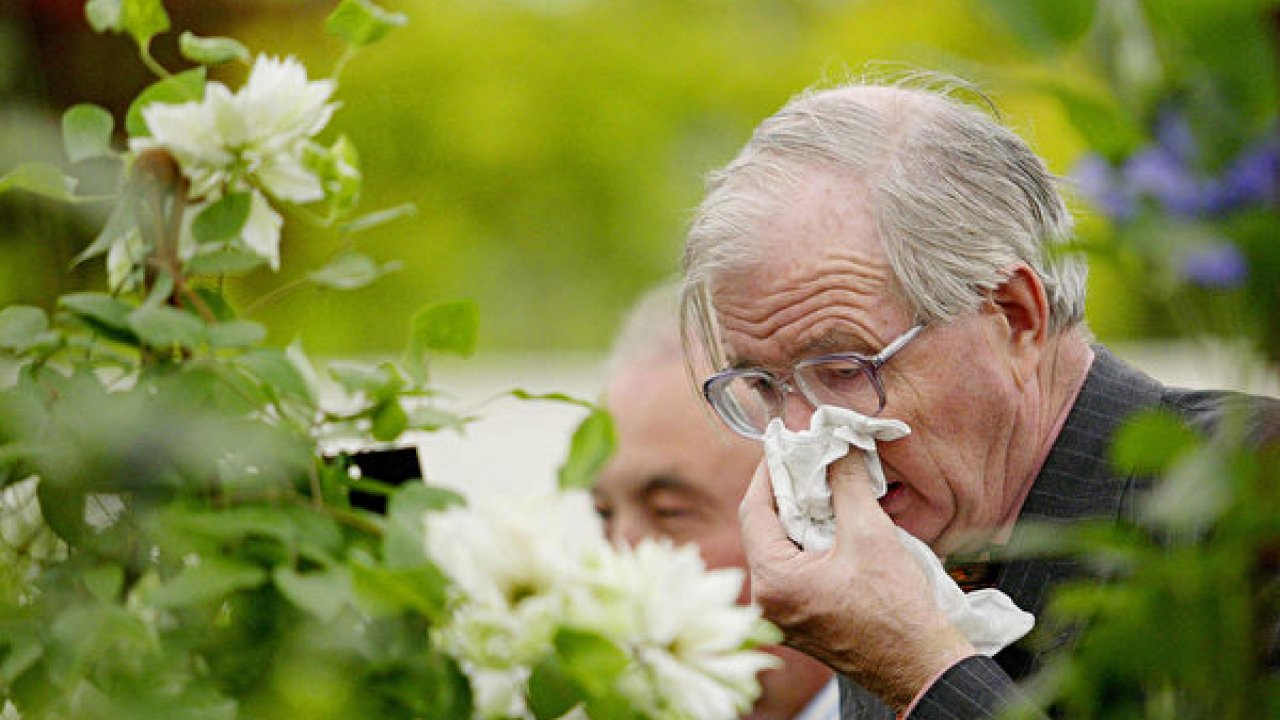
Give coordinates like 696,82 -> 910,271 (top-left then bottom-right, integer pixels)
593,358 -> 760,599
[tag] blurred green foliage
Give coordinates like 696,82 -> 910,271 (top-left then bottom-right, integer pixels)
978,0 -> 1280,717
0,4 -> 630,717
5,0 -> 1100,355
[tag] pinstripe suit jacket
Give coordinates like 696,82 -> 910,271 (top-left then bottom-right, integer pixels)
838,346 -> 1270,719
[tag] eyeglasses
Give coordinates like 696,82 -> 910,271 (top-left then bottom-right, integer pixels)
701,324 -> 923,440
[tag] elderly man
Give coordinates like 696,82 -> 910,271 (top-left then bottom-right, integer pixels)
678,80 -> 1275,719
594,285 -> 839,720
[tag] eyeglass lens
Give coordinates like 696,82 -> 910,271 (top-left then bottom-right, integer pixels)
711,359 -> 882,437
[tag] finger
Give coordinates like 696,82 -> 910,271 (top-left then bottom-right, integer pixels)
739,459 -> 802,563
829,451 -> 897,542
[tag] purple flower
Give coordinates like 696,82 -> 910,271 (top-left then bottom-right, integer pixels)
1209,136 -> 1279,214
1180,242 -> 1248,289
1071,154 -> 1135,221
1123,146 -> 1209,217
1153,108 -> 1198,164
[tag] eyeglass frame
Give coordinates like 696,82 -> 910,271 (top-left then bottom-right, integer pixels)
701,324 -> 924,440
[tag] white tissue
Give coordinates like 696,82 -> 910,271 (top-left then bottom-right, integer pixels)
762,406 -> 1035,656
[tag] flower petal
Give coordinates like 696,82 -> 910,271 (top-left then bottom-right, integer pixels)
256,155 -> 324,203
241,191 -> 284,270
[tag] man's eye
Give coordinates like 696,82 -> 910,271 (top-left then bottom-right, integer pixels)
810,363 -> 866,388
742,376 -> 773,396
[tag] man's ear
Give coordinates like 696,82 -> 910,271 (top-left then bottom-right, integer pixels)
989,264 -> 1050,385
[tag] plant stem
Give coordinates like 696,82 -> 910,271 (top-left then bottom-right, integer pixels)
330,46 -> 359,82
308,462 -> 325,509
139,42 -> 173,80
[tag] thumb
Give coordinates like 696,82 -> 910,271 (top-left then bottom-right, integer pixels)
739,459 -> 804,562
829,451 -> 897,543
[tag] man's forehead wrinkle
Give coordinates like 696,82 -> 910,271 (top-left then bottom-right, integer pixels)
717,290 -> 888,369
714,250 -> 892,365
719,281 -> 878,343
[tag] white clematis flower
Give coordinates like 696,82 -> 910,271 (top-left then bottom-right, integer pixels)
425,489 -> 605,614
575,539 -> 780,720
128,55 -> 336,270
424,492 -> 776,719
424,491 -> 605,719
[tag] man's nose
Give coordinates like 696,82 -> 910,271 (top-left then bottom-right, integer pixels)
780,385 -> 817,432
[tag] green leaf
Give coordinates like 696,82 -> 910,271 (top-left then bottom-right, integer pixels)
0,619 -> 44,686
273,566 -> 352,621
83,564 -> 124,603
237,348 -> 315,403
186,247 -> 268,275
150,559 -> 267,608
128,305 -> 206,349
192,191 -> 252,244
62,104 -> 115,163
327,135 -> 361,215
408,299 -> 479,364
350,560 -> 449,619
0,306 -> 49,350
126,67 -> 207,138
325,0 -> 408,48
73,203 -> 135,267
338,202 -> 417,234
527,659 -> 583,720
1142,448 -> 1233,534
37,478 -> 86,547
385,482 -> 463,568
85,0 -> 122,33
307,251 -> 397,290
59,292 -> 139,345
406,404 -> 471,433
554,628 -> 629,696
191,286 -> 236,321
1110,408 -> 1202,475
405,300 -> 479,385
150,506 -> 299,549
981,0 -> 1097,56
329,360 -> 404,402
120,0 -> 170,49
207,320 -> 267,349
370,400 -> 408,442
510,388 -> 597,410
0,163 -> 78,202
557,408 -> 615,491
178,31 -> 250,65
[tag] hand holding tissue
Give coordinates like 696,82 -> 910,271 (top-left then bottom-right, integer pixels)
762,406 -> 1035,656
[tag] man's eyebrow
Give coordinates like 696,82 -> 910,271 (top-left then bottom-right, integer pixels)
796,331 -> 860,356
727,330 -> 872,370
641,474 -> 702,499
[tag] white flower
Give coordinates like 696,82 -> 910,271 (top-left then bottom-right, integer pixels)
127,55 -> 337,270
425,490 -> 606,670
468,667 -> 531,719
424,493 -> 776,720
574,539 -> 780,720
425,489 -> 605,612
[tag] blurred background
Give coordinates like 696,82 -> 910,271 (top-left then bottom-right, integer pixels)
2,0 -> 1277,493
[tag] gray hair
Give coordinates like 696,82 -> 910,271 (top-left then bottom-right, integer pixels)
681,75 -> 1088,369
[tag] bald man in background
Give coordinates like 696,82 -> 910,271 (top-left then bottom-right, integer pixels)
593,285 -> 838,720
